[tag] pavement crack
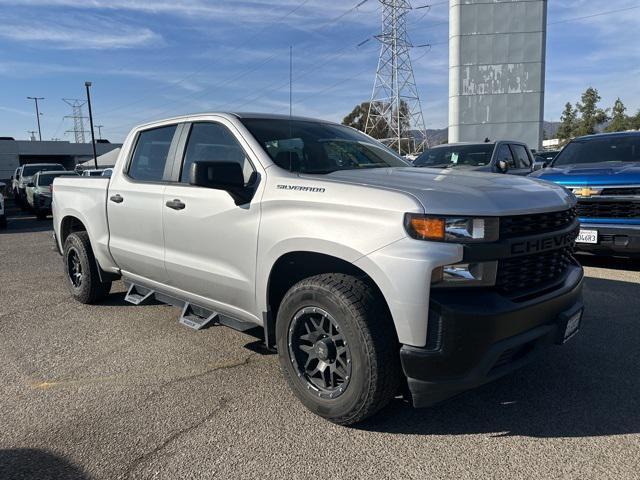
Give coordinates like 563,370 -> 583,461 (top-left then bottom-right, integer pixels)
123,397 -> 230,479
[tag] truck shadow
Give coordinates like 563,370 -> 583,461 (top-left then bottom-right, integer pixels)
576,253 -> 640,272
358,275 -> 640,438
0,449 -> 88,480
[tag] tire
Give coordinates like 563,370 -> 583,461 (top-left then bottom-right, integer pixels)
63,231 -> 111,304
276,273 -> 401,425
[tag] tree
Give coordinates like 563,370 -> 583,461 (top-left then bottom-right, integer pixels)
342,102 -> 388,139
557,102 -> 578,140
575,87 -> 609,136
630,110 -> 640,130
605,98 -> 629,132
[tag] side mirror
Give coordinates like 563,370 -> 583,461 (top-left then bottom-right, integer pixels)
189,161 -> 255,205
496,160 -> 509,173
533,161 -> 547,171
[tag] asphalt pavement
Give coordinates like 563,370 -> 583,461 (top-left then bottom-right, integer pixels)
0,205 -> 639,479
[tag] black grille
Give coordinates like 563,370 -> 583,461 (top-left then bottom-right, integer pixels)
602,187 -> 640,196
576,200 -> 640,219
496,246 -> 574,295
499,208 -> 577,239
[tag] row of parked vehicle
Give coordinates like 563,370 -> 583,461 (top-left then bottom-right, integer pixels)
411,131 -> 640,257
7,164 -> 111,223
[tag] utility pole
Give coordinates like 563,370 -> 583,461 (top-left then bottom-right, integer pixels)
63,98 -> 88,143
365,0 -> 428,154
27,130 -> 37,141
95,125 -> 104,140
85,81 -> 98,169
27,96 -> 44,141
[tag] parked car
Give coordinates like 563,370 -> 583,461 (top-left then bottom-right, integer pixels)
81,169 -> 105,177
53,113 -> 583,425
413,141 -> 535,175
11,167 -> 21,199
26,171 -> 78,219
16,163 -> 65,208
0,182 -> 6,229
530,131 -> 640,257
534,150 -> 561,168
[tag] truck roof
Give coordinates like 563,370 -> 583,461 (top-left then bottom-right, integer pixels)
574,130 -> 640,141
135,112 -> 335,130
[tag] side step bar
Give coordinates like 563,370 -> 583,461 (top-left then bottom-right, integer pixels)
123,281 -> 256,333
179,303 -> 218,330
124,284 -> 154,305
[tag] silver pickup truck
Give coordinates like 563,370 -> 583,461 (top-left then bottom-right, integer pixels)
52,113 -> 584,425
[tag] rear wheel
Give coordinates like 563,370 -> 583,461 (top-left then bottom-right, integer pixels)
276,273 -> 401,425
63,231 -> 111,304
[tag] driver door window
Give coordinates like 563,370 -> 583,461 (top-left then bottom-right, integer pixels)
180,122 -> 253,184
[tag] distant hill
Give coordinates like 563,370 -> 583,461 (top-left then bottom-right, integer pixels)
416,121 -> 563,146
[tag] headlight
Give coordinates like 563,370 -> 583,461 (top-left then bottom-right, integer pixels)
404,214 -> 499,243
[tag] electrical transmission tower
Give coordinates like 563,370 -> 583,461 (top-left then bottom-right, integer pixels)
63,98 -> 89,143
366,0 -> 428,154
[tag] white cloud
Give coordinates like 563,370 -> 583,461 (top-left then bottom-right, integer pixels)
0,15 -> 162,49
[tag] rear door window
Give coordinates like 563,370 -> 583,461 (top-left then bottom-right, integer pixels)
128,125 -> 177,182
510,144 -> 532,169
180,122 -> 253,184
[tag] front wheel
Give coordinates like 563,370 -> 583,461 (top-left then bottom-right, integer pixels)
63,231 -> 111,304
276,273 -> 401,425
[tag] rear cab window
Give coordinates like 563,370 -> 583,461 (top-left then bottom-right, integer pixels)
128,125 -> 178,182
509,144 -> 532,169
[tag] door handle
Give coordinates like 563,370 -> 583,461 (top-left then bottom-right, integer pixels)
166,199 -> 186,210
110,194 -> 124,204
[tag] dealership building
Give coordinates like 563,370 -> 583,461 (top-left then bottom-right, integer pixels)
0,138 -> 121,182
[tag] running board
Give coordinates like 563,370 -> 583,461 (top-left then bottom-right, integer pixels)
179,303 -> 219,330
124,284 -> 154,305
123,280 -> 257,333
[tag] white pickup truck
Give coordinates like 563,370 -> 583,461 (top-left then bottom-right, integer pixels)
53,113 -> 584,425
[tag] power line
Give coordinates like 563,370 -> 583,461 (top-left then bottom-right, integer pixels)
99,0 -> 313,116
549,4 -> 640,25
104,0 -> 375,122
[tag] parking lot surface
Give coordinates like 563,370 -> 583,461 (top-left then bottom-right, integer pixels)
1,206 -> 639,480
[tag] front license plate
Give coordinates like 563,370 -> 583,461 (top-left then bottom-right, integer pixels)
576,229 -> 598,244
561,310 -> 582,344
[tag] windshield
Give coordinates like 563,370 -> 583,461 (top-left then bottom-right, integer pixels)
37,172 -> 76,186
553,136 -> 640,166
22,164 -> 64,176
414,144 -> 494,168
240,119 -> 408,174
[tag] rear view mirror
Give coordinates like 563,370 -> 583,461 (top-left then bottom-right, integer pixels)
497,160 -> 509,173
189,161 -> 255,205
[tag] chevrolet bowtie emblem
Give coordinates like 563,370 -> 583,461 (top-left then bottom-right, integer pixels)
572,187 -> 602,197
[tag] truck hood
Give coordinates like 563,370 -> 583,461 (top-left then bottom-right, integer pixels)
530,161 -> 640,186
322,167 -> 574,216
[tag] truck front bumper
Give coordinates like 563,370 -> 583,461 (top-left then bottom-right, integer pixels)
575,223 -> 640,257
401,264 -> 584,407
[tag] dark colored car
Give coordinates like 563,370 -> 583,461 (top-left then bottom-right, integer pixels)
530,131 -> 640,257
414,141 -> 535,175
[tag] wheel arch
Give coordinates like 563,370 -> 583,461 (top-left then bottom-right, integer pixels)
265,250 -> 394,333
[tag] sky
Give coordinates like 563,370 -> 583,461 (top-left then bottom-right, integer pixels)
0,0 -> 638,143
